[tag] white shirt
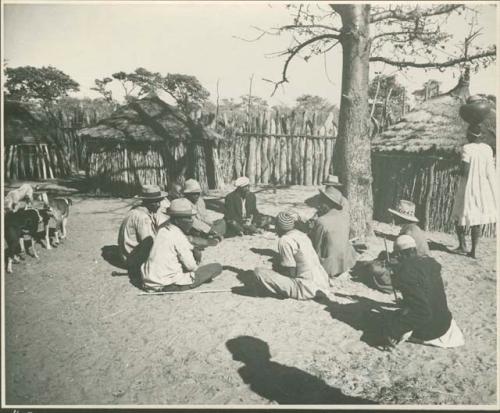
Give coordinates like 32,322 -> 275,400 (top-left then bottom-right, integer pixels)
141,224 -> 198,290
278,229 -> 330,295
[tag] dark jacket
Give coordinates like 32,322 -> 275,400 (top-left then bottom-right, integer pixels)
390,255 -> 452,341
224,190 -> 259,224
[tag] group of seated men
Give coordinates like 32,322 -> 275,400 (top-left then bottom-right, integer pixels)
116,175 -> 464,350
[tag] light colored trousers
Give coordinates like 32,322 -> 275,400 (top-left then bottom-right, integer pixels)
254,267 -> 321,300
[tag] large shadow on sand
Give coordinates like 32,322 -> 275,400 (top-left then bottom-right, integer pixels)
316,293 -> 398,350
226,336 -> 376,404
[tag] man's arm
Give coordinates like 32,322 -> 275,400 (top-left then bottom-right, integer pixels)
389,268 -> 432,340
176,234 -> 198,272
309,221 -> 325,256
136,214 -> 156,242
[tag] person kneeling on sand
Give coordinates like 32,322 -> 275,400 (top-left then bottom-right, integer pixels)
367,199 -> 430,293
183,178 -> 226,242
252,211 -> 330,300
388,199 -> 430,256
309,185 -> 357,279
382,235 -> 464,349
140,198 -> 222,292
224,176 -> 265,236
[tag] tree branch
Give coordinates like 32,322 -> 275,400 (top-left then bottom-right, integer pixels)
279,24 -> 341,33
369,48 -> 496,68
370,5 -> 463,23
269,33 -> 340,96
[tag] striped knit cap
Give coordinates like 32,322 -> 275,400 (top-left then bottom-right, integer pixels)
276,211 -> 296,231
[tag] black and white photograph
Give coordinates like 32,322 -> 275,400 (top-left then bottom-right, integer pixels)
1,0 -> 498,408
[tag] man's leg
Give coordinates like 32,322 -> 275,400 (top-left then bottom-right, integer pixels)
253,267 -> 301,299
211,219 -> 226,237
191,263 -> 223,288
159,263 -> 223,292
454,223 -> 467,254
469,225 -> 481,258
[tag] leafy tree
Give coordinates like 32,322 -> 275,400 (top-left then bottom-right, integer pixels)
369,74 -> 407,133
253,4 -> 496,236
163,73 -> 210,115
239,95 -> 269,114
4,65 -> 80,104
91,77 -> 114,102
294,94 -> 332,113
111,67 -> 163,101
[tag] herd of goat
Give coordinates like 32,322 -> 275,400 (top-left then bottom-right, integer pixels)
4,183 -> 73,273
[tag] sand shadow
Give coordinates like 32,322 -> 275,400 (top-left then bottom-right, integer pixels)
101,245 -> 127,270
349,259 -> 394,295
316,293 -> 398,350
250,247 -> 276,258
428,240 -> 454,253
224,265 -> 275,298
226,335 -> 376,404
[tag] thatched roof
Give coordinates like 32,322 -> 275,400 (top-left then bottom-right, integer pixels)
78,96 -> 224,143
4,100 -> 49,145
372,76 -> 496,155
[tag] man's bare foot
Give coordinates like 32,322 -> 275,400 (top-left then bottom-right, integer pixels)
467,251 -> 477,259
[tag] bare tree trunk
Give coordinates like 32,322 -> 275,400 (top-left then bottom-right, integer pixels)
333,4 -> 373,237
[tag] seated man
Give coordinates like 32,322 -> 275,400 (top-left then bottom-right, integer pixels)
141,198 -> 223,292
388,199 -> 430,256
183,178 -> 226,241
253,211 -> 330,300
117,185 -> 166,266
309,186 -> 357,278
382,235 -> 464,349
224,176 -> 264,236
367,199 -> 431,293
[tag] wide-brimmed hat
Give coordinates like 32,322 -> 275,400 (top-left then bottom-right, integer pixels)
167,198 -> 197,217
319,186 -> 343,207
235,176 -> 250,188
183,179 -> 202,194
322,175 -> 343,187
388,200 -> 419,223
394,234 -> 417,251
136,184 -> 167,201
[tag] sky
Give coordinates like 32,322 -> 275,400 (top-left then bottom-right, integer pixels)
2,2 -> 498,107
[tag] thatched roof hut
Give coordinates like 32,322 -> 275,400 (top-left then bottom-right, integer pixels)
4,101 -> 70,180
78,96 -> 225,194
371,70 -> 496,236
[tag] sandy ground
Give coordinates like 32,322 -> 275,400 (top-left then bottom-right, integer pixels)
3,185 -> 497,406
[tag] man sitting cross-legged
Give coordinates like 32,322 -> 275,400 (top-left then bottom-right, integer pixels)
381,235 -> 464,350
183,178 -> 226,242
117,185 -> 167,266
224,176 -> 265,236
252,211 -> 330,300
309,185 -> 357,279
140,198 -> 223,292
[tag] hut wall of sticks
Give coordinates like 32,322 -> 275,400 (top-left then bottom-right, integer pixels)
4,101 -> 69,180
371,74 -> 496,237
79,97 -> 225,195
213,108 -> 338,185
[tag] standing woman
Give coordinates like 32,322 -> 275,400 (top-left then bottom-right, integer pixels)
451,124 -> 497,258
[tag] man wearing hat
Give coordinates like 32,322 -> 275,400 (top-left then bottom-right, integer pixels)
183,178 -> 226,242
224,176 -> 264,236
141,198 -> 223,291
388,200 -> 430,257
117,184 -> 167,266
382,235 -> 464,349
309,185 -> 357,278
252,211 -> 330,300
